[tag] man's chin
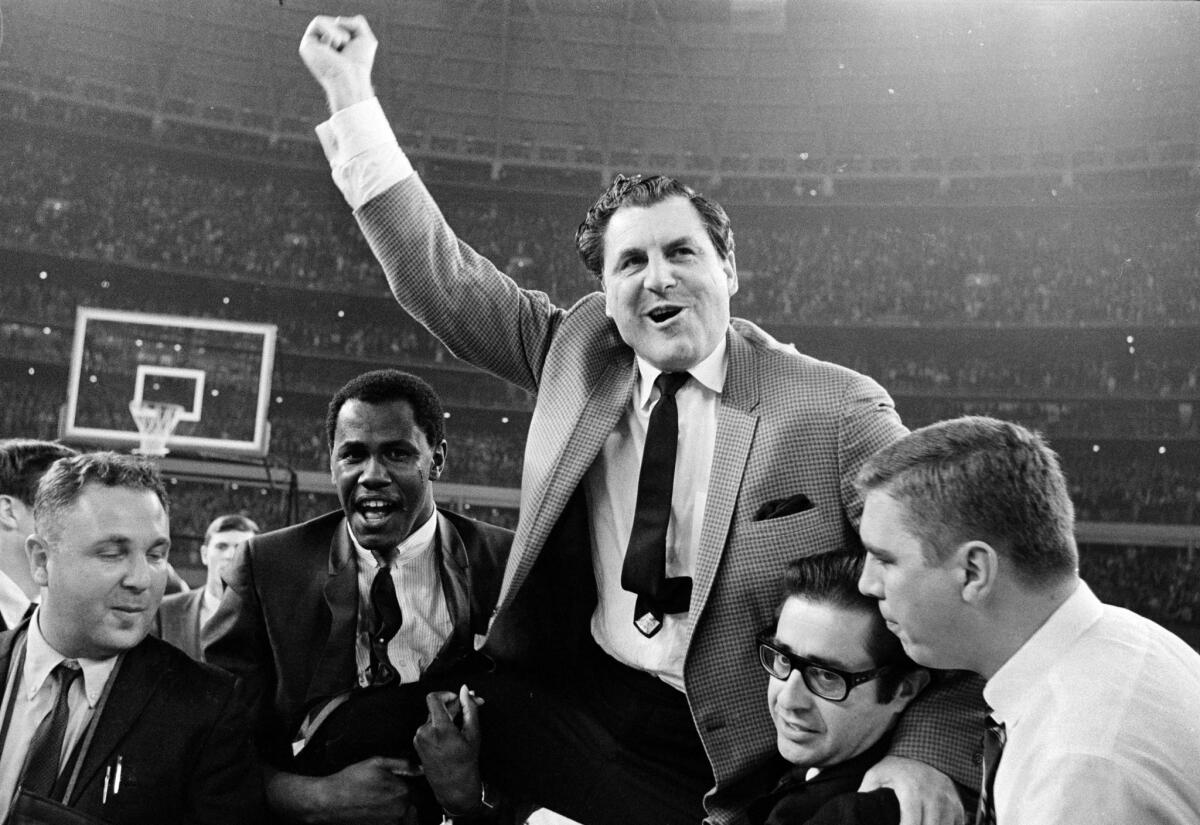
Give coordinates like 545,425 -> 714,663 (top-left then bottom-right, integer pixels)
349,516 -> 405,553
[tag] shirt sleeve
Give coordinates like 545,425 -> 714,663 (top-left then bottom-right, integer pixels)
314,97 -> 415,210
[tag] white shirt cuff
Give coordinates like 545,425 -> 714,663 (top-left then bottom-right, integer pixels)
315,97 -> 414,210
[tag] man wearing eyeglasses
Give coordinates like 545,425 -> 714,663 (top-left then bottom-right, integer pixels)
749,550 -> 934,825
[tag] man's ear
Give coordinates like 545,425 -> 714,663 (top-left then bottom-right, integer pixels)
27,533 -> 51,587
891,668 -> 932,710
0,495 -> 19,531
723,250 -> 738,297
958,540 -> 1000,604
428,440 -> 447,481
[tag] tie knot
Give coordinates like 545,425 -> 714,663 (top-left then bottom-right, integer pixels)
654,372 -> 689,399
54,661 -> 81,688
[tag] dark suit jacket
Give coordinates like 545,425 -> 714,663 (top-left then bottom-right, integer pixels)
747,737 -> 899,825
156,588 -> 204,661
0,626 -> 263,825
353,175 -> 985,823
203,508 -> 512,767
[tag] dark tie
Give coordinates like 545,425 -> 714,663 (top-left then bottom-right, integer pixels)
976,715 -> 1007,825
621,371 -> 692,638
366,565 -> 403,685
20,661 -> 82,797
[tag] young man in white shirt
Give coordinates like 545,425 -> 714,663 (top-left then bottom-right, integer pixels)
858,416 -> 1200,825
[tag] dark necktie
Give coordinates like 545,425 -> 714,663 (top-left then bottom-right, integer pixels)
20,661 -> 82,797
621,371 -> 692,638
976,715 -> 1007,825
366,565 -> 403,685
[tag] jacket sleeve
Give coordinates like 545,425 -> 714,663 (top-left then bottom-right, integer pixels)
202,540 -> 289,766
354,174 -> 568,395
183,678 -> 268,825
888,671 -> 987,801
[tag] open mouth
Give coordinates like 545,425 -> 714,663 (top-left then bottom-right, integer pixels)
355,499 -> 399,525
647,306 -> 683,324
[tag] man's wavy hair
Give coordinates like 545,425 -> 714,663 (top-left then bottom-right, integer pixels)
575,174 -> 734,281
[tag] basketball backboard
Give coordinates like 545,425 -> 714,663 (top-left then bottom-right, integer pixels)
61,308 -> 277,456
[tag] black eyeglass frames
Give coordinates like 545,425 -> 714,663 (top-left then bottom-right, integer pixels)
756,630 -> 890,703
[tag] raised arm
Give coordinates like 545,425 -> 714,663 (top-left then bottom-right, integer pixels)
299,15 -> 569,395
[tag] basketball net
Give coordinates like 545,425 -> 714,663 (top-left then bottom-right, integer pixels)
128,401 -> 184,457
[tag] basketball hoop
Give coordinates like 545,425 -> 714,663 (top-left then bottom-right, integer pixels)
128,401 -> 184,457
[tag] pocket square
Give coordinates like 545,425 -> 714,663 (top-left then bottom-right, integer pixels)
754,494 -> 815,521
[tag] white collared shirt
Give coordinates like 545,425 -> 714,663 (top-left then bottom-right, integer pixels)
984,581 -> 1200,825
586,341 -> 727,692
0,570 -> 31,631
0,608 -> 118,819
349,512 -> 452,686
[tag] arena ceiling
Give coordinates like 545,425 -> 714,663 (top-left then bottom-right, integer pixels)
4,0 -> 1199,169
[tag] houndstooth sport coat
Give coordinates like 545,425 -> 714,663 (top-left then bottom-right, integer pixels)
353,175 -> 983,824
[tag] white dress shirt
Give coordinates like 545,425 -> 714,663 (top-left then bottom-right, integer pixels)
0,609 -> 118,819
0,570 -> 31,630
316,99 -> 726,690
985,581 -> 1200,825
349,511 -> 452,687
586,345 -> 725,691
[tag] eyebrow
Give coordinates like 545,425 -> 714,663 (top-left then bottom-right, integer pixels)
862,542 -> 894,561
773,637 -> 856,673
612,234 -> 701,266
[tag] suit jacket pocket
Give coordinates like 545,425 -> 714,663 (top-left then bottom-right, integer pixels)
736,506 -> 837,558
753,493 -> 815,521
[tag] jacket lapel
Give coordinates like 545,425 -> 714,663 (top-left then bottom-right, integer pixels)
689,329 -> 759,627
0,627 -> 16,681
69,642 -> 168,800
306,521 -> 359,706
431,512 -> 472,661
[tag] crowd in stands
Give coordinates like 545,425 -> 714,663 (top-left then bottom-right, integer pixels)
4,128 -> 1200,326
1081,545 -> 1200,627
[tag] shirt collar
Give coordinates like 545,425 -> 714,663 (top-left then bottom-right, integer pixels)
634,335 -> 728,412
984,579 -> 1099,726
348,509 -> 439,569
0,569 -> 31,630
24,607 -> 119,708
